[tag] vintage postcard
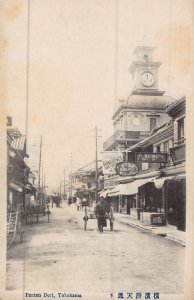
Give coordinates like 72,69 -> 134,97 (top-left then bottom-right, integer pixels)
0,0 -> 194,300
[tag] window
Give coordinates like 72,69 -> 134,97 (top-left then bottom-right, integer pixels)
150,117 -> 157,131
120,117 -> 123,130
144,54 -> 149,62
178,118 -> 184,143
163,141 -> 169,153
156,145 -> 161,153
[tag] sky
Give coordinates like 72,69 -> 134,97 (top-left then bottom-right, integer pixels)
3,0 -> 192,191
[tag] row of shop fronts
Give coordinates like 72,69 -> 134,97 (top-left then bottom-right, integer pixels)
72,97 -> 186,232
71,46 -> 186,232
7,126 -> 37,214
101,167 -> 185,231
100,97 -> 186,231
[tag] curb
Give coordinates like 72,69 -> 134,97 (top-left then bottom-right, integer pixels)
165,235 -> 186,247
115,217 -> 185,246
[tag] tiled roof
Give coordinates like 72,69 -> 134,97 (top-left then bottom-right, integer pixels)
166,96 -> 186,113
73,160 -> 102,176
7,131 -> 13,146
127,121 -> 173,151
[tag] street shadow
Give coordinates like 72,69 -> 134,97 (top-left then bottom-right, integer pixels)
85,229 -> 123,234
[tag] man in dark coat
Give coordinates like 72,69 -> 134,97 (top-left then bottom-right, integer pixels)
96,197 -> 107,231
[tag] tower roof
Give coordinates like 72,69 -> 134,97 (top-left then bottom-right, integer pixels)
127,94 -> 174,109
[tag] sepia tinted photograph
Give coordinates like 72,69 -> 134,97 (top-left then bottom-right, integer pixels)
1,1 -> 193,300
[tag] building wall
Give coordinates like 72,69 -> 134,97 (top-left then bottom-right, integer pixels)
114,110 -> 170,133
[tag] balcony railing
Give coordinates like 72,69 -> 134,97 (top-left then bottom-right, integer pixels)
103,130 -> 149,150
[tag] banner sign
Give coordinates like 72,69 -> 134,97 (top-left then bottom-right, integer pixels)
102,151 -> 123,175
116,162 -> 139,176
135,152 -> 167,163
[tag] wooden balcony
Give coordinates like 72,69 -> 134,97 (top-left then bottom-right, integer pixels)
103,130 -> 149,151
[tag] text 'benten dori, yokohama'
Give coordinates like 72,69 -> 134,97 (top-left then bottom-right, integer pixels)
25,292 -> 82,298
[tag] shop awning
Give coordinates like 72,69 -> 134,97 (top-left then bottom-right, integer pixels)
153,174 -> 185,189
172,174 -> 186,180
117,176 -> 158,195
153,176 -> 173,189
108,187 -> 120,196
10,182 -> 23,193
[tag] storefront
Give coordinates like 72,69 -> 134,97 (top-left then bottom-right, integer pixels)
8,181 -> 23,212
164,175 -> 186,231
106,174 -> 160,215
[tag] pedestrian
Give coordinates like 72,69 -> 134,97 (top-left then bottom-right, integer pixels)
95,196 -> 107,232
79,198 -> 83,210
68,196 -> 72,206
82,195 -> 88,207
76,197 -> 81,210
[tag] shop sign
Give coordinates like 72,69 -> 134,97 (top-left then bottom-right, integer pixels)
170,144 -> 185,165
116,162 -> 139,176
136,152 -> 167,163
102,151 -> 123,175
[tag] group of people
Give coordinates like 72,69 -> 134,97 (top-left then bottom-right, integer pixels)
67,195 -> 89,210
67,194 -> 113,232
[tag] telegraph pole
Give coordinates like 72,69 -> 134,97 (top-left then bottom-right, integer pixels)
38,136 -> 42,192
64,168 -> 66,200
70,153 -> 73,198
41,165 -> 44,190
95,127 -> 98,204
92,127 -> 102,204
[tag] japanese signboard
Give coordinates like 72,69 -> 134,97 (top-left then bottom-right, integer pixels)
102,151 -> 123,175
135,152 -> 167,163
116,162 -> 139,176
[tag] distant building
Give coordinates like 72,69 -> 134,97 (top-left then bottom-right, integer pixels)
72,160 -> 103,205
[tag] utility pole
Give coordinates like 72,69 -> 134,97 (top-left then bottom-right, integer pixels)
60,180 -> 62,207
70,153 -> 73,198
38,136 -> 42,192
64,168 -> 66,199
92,127 -> 102,204
41,165 -> 44,190
95,127 -> 98,204
44,173 -> 46,192
60,181 -> 62,197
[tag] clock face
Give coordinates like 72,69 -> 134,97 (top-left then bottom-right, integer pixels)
141,71 -> 154,87
132,117 -> 141,126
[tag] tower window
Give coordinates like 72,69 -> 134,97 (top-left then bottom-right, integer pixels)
150,117 -> 157,131
143,54 -> 149,62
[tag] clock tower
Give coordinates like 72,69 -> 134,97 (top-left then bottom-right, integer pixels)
129,46 -> 164,96
103,43 -> 173,152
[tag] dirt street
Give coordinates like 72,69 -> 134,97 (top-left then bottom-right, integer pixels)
6,204 -> 185,300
